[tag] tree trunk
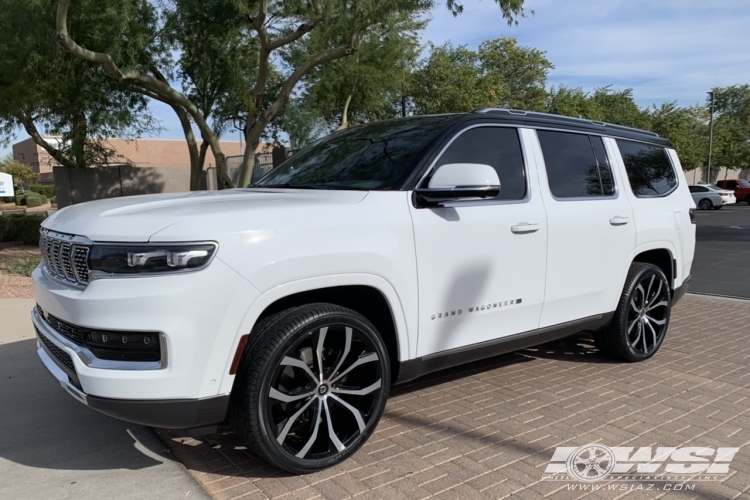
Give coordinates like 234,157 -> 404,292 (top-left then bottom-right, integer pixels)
336,94 -> 353,131
238,123 -> 262,188
18,114 -> 76,169
71,109 -> 87,168
169,103 -> 203,191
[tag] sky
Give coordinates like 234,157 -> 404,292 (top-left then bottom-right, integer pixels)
3,0 -> 749,156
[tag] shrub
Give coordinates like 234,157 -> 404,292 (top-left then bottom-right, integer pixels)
30,185 -> 55,198
1,197 -> 14,203
0,215 -> 44,245
26,196 -> 43,208
15,193 -> 25,206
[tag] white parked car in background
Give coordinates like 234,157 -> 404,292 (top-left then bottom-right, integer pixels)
32,110 -> 696,473
689,184 -> 736,209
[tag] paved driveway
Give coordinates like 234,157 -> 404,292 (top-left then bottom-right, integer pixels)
0,299 -> 211,500
691,203 -> 750,298
158,294 -> 750,499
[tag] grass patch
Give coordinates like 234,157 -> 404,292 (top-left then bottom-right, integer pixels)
0,255 -> 40,276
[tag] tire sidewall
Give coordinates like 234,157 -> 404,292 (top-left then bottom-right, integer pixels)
253,309 -> 390,473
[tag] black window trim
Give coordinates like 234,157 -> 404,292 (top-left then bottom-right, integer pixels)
534,128 -> 620,202
413,123 -> 532,208
615,138 -> 680,199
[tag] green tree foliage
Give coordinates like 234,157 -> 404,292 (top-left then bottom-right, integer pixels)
411,37 -> 552,115
649,103 -> 707,170
291,11 -> 425,130
0,0 -> 158,170
710,85 -> 750,169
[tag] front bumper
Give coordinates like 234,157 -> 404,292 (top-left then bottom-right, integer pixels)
37,342 -> 229,428
32,256 -> 260,420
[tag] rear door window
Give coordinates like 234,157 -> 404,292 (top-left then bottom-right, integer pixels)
616,140 -> 677,197
537,131 -> 615,198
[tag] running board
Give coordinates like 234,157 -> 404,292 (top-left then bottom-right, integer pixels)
395,313 -> 614,385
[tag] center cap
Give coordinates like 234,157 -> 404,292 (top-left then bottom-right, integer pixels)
318,384 -> 329,396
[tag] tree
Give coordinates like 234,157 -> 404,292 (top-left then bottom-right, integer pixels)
589,86 -> 651,129
411,37 -> 551,115
0,0 -> 158,170
0,155 -> 39,191
293,10 -> 425,130
478,37 -> 552,111
649,103 -> 707,171
56,0 -> 528,188
709,85 -> 750,170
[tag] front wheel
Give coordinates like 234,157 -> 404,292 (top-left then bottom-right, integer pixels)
595,263 -> 672,362
230,303 -> 390,473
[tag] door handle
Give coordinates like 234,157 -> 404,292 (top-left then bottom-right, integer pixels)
609,216 -> 631,226
511,222 -> 540,234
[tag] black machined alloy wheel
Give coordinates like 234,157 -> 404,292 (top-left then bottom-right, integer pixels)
698,198 -> 713,210
625,273 -> 670,356
230,304 -> 390,473
595,263 -> 672,362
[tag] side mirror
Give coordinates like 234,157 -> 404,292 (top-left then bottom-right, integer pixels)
413,163 -> 501,208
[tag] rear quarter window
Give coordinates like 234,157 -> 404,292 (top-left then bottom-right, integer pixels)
616,140 -> 677,197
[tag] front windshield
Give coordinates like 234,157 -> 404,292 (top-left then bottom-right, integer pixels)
253,115 -> 458,190
738,179 -> 750,188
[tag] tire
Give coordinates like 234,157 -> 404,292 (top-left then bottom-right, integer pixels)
746,195 -> 750,205
698,198 -> 712,210
595,263 -> 672,362
229,303 -> 390,473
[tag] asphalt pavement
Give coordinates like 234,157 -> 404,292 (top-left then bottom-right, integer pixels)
0,299 -> 211,500
690,201 -> 750,298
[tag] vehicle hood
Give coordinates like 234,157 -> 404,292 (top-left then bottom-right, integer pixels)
43,189 -> 369,242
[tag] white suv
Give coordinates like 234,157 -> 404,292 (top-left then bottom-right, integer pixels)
32,110 -> 696,472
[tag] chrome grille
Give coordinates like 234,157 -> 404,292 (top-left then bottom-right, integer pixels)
39,229 -> 91,287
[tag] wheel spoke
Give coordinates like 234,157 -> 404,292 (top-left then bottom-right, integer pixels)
636,284 -> 646,307
330,353 -> 379,384
324,399 -> 346,452
645,275 -> 655,303
315,327 -> 328,382
330,327 -> 352,380
630,297 -> 639,312
645,320 -> 658,351
628,317 -> 639,334
630,323 -> 642,347
333,379 -> 382,396
329,394 -> 366,433
281,356 -> 318,383
276,395 -> 317,445
269,387 -> 315,403
295,399 -> 323,458
647,300 -> 669,311
648,280 -> 663,307
641,323 -> 649,353
645,314 -> 666,326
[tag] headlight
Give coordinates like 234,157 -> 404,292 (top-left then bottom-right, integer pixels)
89,242 -> 217,276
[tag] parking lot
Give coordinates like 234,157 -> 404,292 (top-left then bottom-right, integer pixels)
691,202 -> 750,299
158,294 -> 750,499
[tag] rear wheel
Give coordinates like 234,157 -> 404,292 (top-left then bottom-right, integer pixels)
698,198 -> 712,210
745,195 -> 750,205
230,303 -> 390,473
595,263 -> 671,362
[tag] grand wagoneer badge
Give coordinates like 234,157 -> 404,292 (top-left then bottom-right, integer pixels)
431,298 -> 523,320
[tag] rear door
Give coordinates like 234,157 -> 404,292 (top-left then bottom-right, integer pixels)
527,130 -> 637,328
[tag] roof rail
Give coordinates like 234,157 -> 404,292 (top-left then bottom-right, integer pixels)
474,108 -> 659,138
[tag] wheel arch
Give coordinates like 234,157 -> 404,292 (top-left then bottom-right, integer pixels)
219,275 -> 410,394
631,247 -> 675,291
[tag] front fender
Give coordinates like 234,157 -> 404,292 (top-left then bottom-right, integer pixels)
216,273 -> 412,396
